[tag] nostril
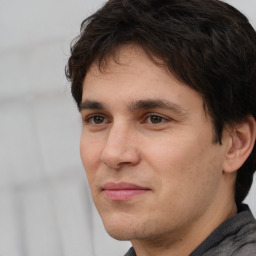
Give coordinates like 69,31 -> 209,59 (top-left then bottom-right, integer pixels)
100,129 -> 140,169
101,148 -> 140,169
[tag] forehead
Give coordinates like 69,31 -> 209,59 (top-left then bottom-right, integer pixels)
82,45 -> 205,114
86,43 -> 173,80
87,44 -> 163,78
84,45 -> 177,91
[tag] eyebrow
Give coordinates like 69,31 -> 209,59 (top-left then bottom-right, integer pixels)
80,100 -> 105,111
80,98 -> 187,116
129,99 -> 187,116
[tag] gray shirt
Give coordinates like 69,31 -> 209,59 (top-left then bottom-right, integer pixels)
124,204 -> 256,256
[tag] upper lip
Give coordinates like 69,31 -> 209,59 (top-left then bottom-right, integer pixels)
102,182 -> 149,190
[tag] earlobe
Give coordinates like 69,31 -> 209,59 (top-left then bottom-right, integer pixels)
223,115 -> 256,173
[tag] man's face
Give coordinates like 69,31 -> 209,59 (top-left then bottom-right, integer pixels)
80,45 -> 230,242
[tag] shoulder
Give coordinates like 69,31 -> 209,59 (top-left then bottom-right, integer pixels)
191,205 -> 256,256
124,247 -> 136,256
215,208 -> 256,256
231,221 -> 256,256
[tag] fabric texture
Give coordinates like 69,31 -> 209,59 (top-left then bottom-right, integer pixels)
124,204 -> 256,256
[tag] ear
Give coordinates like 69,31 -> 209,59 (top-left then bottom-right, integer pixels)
223,115 -> 256,173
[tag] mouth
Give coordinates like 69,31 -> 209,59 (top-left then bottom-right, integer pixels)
102,182 -> 150,201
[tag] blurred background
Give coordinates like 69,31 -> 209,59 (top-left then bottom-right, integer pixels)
0,0 -> 255,255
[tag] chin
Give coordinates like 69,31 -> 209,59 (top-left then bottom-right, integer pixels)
104,223 -> 134,241
101,213 -> 157,242
101,215 -> 142,241
107,229 -> 132,241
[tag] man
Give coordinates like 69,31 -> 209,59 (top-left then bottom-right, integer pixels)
66,0 -> 256,255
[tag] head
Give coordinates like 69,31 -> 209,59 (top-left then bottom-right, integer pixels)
66,0 -> 256,245
66,0 -> 256,204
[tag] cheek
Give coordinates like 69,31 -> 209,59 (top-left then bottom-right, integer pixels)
80,133 -> 102,177
145,133 -> 222,194
143,140 -> 224,226
144,135 -> 195,175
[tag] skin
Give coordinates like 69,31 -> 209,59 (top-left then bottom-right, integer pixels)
80,45 -> 238,256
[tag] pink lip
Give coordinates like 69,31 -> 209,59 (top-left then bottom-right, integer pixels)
102,182 -> 150,201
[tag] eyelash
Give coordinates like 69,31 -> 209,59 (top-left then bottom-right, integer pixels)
85,114 -> 109,125
84,113 -> 170,126
144,114 -> 169,124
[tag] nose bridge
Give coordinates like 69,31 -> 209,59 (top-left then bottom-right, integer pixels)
100,120 -> 139,168
106,122 -> 129,151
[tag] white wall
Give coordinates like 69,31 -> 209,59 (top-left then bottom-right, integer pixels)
0,0 -> 255,255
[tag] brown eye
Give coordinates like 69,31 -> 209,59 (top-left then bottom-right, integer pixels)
147,115 -> 165,124
88,115 -> 106,124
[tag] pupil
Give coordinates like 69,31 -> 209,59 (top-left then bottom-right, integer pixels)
94,116 -> 104,124
151,116 -> 162,124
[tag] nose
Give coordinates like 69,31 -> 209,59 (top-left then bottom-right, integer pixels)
100,123 -> 140,169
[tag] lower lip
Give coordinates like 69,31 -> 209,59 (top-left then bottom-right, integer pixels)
103,189 -> 148,201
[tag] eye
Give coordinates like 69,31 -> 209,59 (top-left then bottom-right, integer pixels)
146,114 -> 167,124
86,115 -> 108,125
